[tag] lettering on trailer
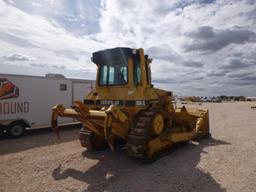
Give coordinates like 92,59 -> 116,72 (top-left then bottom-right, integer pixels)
0,102 -> 30,115
0,78 -> 30,115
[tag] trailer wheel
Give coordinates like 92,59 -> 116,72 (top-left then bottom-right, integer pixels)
8,122 -> 26,138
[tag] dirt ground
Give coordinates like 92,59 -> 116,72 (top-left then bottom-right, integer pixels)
0,102 -> 256,192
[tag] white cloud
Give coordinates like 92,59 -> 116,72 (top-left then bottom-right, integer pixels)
1,53 -> 34,61
0,0 -> 104,76
0,0 -> 256,96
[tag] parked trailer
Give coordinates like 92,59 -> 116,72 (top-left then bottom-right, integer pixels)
0,73 -> 94,137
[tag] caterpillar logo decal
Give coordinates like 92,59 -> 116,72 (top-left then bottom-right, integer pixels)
0,78 -> 19,100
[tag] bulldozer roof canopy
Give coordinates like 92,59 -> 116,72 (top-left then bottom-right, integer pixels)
91,47 -> 135,66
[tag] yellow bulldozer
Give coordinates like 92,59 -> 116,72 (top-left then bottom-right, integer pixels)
51,47 -> 210,162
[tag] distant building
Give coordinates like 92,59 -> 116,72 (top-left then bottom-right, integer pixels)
246,97 -> 256,101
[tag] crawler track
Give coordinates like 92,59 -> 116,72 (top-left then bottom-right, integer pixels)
126,110 -> 173,162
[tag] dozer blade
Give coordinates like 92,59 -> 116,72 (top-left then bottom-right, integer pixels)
171,107 -> 210,141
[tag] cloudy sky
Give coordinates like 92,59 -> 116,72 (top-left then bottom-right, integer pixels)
0,0 -> 256,96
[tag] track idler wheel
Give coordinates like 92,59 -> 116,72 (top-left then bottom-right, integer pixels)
151,113 -> 164,136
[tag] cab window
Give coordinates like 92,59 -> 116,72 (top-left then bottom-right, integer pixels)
134,61 -> 141,85
99,64 -> 128,86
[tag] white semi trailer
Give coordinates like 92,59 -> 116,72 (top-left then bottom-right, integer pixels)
0,73 -> 94,137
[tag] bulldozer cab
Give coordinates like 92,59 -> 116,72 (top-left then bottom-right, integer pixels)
92,47 -> 152,89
